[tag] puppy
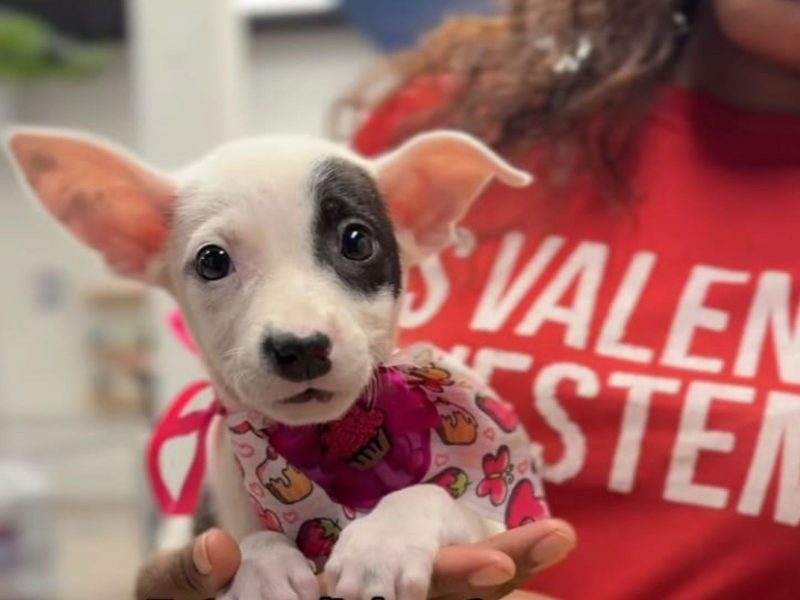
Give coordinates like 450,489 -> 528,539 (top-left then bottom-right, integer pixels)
6,128 -> 544,600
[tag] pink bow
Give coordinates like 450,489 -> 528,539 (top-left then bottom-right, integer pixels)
146,310 -> 222,515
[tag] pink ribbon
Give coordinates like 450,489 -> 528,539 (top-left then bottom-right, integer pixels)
146,310 -> 221,516
168,308 -> 198,355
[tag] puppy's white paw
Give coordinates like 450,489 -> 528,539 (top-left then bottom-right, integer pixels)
218,531 -> 318,600
325,517 -> 438,600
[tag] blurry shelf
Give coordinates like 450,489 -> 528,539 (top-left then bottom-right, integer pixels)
81,282 -> 149,307
238,0 -> 340,17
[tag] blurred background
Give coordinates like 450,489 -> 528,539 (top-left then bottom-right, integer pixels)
0,0 -> 498,598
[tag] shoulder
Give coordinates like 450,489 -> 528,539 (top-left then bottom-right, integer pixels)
350,76 -> 556,239
351,75 -> 459,157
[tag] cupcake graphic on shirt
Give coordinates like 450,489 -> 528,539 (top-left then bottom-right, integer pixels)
269,366 -> 439,510
434,398 -> 478,445
321,404 -> 391,470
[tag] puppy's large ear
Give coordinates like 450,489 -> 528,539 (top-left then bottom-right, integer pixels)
5,128 -> 175,280
373,130 -> 533,263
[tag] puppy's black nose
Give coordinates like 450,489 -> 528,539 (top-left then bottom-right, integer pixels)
263,332 -> 332,382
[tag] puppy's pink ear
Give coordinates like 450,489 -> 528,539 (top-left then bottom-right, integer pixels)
373,130 -> 533,263
6,128 -> 175,280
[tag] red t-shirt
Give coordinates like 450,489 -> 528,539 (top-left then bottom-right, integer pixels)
354,84 -> 800,599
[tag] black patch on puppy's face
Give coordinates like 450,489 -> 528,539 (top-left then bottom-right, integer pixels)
311,158 -> 401,297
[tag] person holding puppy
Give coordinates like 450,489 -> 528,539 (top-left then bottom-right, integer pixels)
136,0 -> 800,599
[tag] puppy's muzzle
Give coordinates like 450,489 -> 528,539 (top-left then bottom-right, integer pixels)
262,331 -> 332,382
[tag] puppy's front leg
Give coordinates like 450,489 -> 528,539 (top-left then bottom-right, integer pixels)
325,484 -> 490,600
219,530 -> 318,600
209,422 -> 318,600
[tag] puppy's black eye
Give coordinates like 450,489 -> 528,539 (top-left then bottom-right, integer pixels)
196,245 -> 232,281
340,223 -> 374,261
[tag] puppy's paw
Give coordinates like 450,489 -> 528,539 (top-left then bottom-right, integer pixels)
218,531 -> 318,600
325,518 -> 438,600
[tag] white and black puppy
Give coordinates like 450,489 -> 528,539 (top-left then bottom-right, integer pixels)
6,128 -> 533,600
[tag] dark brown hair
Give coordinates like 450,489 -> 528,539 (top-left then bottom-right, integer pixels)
335,0 -> 702,198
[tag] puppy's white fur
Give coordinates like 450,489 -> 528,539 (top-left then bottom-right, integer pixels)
6,128 -> 532,600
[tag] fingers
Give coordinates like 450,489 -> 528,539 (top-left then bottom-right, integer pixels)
135,529 -> 241,600
430,519 -> 576,600
133,521 -> 572,600
430,545 -> 516,597
481,518 -> 576,575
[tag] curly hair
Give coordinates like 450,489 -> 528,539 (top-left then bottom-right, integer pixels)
335,0 -> 703,198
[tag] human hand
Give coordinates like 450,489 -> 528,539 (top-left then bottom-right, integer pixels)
134,519 -> 574,600
427,518 -> 576,600
134,529 -> 241,600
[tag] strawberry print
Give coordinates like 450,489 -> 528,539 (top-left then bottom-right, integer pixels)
296,518 -> 341,561
426,467 -> 470,498
476,445 -> 514,506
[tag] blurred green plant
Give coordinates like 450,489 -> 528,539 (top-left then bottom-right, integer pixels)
0,9 -> 108,81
